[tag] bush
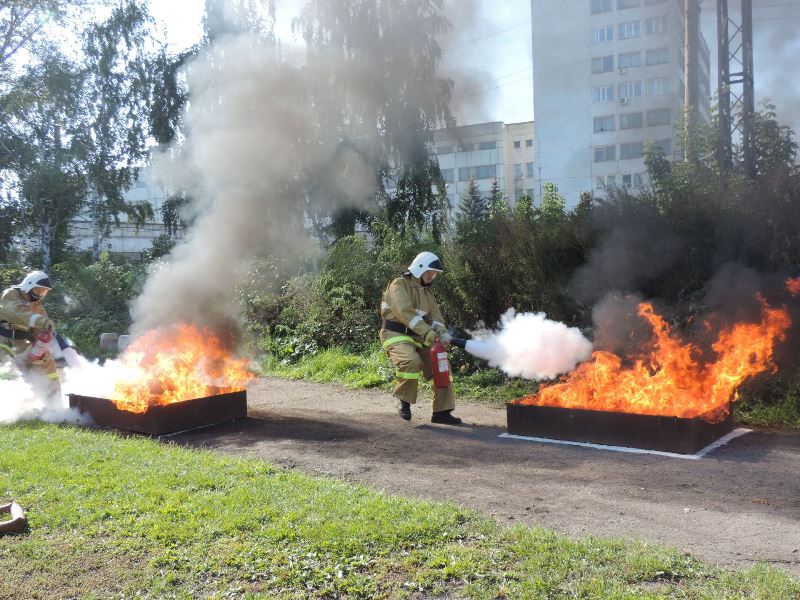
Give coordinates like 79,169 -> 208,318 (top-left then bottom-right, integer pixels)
47,252 -> 145,356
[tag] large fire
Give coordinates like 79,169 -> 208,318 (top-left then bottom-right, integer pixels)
111,324 -> 254,413
516,295 -> 791,421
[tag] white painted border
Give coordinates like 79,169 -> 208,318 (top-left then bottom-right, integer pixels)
498,428 -> 752,460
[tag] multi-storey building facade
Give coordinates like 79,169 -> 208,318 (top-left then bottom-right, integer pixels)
433,120 -> 535,212
69,170 -> 175,256
532,0 -> 710,207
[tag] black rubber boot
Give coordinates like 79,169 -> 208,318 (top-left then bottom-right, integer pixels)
431,410 -> 462,425
398,400 -> 411,421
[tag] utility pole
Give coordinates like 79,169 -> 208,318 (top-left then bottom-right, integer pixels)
716,0 -> 755,177
684,0 -> 700,161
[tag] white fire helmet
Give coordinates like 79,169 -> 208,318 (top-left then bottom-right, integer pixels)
20,270 -> 52,301
408,252 -> 444,278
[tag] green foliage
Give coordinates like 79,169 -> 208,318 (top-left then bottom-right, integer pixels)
441,183 -> 589,329
47,252 -> 145,356
250,235 -> 422,363
0,2 -> 155,267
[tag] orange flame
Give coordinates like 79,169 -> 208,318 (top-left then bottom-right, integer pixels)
516,296 -> 790,421
111,324 -> 254,413
786,276 -> 800,297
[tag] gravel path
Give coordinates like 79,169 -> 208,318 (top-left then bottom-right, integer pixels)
171,377 -> 800,572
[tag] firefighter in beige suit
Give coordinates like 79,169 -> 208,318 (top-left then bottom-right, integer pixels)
0,271 -> 58,388
380,252 -> 461,424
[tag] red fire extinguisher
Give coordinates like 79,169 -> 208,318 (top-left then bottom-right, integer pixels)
27,330 -> 53,363
430,339 -> 451,388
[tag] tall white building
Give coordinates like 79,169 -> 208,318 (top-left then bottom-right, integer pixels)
532,0 -> 710,207
433,120 -> 535,211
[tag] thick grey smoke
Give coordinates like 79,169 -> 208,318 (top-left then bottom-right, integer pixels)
132,34 -> 380,335
569,203 -> 684,305
438,0 -> 520,124
466,308 -> 593,380
590,291 -> 655,357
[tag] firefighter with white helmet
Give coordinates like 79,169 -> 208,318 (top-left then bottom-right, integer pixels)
380,251 -> 460,424
0,271 -> 59,390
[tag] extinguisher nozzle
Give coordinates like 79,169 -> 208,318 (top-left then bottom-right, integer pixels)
449,337 -> 467,349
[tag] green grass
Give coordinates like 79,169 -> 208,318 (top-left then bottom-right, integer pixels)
261,344 -> 539,406
1,423 -> 798,598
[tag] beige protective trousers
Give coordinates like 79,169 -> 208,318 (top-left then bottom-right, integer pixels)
381,332 -> 455,412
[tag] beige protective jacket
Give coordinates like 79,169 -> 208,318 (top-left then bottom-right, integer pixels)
380,273 -> 448,344
0,287 -> 51,355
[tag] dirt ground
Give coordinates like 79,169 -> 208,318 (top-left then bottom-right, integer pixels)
171,377 -> 800,572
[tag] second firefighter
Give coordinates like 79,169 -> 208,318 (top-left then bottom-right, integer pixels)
379,252 -> 461,425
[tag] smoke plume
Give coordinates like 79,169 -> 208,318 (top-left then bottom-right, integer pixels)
132,33 -> 382,335
466,308 -> 593,380
569,201 -> 683,305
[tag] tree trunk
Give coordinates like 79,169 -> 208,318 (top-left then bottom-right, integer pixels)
91,194 -> 101,261
40,221 -> 53,272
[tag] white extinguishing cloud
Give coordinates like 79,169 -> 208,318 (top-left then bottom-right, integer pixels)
466,308 -> 593,380
0,362 -> 81,424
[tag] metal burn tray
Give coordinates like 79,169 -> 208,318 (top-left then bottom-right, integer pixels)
68,391 -> 247,435
506,403 -> 734,454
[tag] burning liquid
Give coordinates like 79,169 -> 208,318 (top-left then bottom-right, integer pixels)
516,296 -> 790,421
111,324 -> 254,413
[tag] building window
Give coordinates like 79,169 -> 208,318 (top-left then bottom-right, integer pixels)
591,0 -> 612,14
592,25 -> 614,43
647,108 -> 671,126
437,145 -> 453,155
645,47 -> 669,65
618,0 -> 641,8
458,164 -> 497,181
513,140 -> 521,149
526,139 -> 533,147
478,141 -> 497,150
526,162 -> 535,177
645,15 -> 668,35
593,115 -> 615,132
618,21 -> 641,40
618,51 -> 641,69
596,175 -> 617,191
514,163 -> 523,177
621,173 -> 645,188
646,76 -> 669,96
592,84 -> 614,102
459,143 -> 474,152
594,145 -> 616,162
654,138 -> 672,156
441,168 -> 454,183
591,55 -> 614,74
620,142 -> 644,159
526,188 -> 535,197
619,111 -> 643,129
618,80 -> 643,98
622,173 -> 633,188
644,0 -> 666,4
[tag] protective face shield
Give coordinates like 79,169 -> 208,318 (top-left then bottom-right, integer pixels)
408,252 -> 444,279
19,271 -> 52,302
